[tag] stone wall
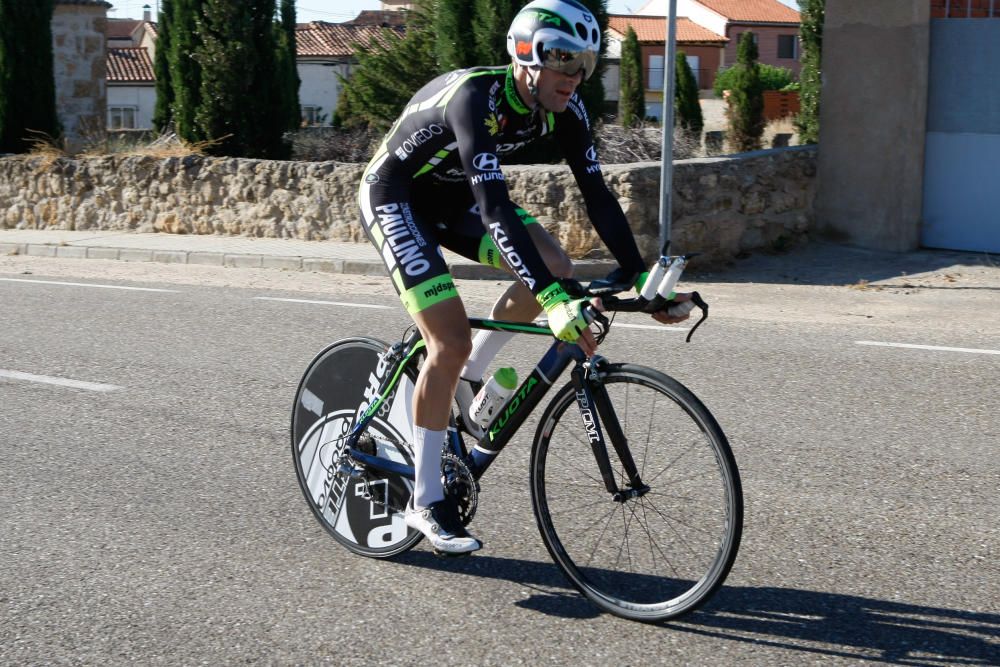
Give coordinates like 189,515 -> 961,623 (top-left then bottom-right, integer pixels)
51,1 -> 111,153
0,146 -> 816,266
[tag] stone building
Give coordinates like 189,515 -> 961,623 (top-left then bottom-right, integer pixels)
51,0 -> 111,153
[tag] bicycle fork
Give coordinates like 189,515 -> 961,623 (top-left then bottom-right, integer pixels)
571,357 -> 650,502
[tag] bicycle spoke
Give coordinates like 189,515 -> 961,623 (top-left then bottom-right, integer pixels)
644,438 -> 706,485
630,499 -> 681,578
586,504 -> 620,568
544,444 -> 606,488
640,495 -> 719,547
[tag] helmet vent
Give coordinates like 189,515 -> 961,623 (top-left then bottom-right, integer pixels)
591,28 -> 599,44
576,22 -> 587,40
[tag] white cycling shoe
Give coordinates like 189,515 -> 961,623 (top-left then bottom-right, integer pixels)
404,498 -> 482,555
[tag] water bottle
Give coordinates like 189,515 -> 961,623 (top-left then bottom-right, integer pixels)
469,367 -> 518,428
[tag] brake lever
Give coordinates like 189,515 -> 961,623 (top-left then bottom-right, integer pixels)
584,304 -> 611,345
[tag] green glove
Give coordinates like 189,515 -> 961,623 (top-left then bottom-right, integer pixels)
537,282 -> 590,343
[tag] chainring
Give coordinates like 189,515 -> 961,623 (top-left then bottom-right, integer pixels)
442,452 -> 479,526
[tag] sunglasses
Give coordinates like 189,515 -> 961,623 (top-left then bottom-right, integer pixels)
540,40 -> 597,80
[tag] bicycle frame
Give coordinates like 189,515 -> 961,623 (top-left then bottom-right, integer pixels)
342,316 -> 647,498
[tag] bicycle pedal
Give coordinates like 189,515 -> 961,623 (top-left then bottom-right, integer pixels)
432,548 -> 475,558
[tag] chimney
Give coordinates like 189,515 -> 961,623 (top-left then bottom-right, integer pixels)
143,4 -> 151,21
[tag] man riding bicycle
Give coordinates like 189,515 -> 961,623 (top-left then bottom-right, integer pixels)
358,0 -> 689,554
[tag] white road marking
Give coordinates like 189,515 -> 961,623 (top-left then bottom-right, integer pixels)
615,323 -> 688,332
856,341 -> 1000,356
0,369 -> 123,392
253,297 -> 392,309
0,278 -> 179,293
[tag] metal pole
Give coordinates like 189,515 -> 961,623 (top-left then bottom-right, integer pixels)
658,0 -> 679,253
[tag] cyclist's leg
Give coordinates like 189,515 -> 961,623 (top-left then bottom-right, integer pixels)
437,204 -> 573,384
359,176 -> 480,553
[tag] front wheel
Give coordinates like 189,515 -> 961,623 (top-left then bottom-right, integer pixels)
530,364 -> 743,622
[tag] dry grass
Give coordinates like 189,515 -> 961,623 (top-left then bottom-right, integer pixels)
78,131 -> 229,159
595,121 -> 704,164
19,131 -> 67,172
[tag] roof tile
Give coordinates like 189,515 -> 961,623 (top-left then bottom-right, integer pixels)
696,0 -> 800,24
296,21 -> 403,57
107,46 -> 154,82
608,15 -> 728,43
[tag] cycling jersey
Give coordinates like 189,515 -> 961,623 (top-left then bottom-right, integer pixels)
358,64 -> 644,314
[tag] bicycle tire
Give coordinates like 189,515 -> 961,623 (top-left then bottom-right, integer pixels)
291,337 -> 423,558
530,363 -> 743,622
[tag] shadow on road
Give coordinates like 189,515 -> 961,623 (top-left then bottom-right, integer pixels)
395,551 -> 998,663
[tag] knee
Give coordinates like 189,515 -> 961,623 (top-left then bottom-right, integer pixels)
425,328 -> 472,365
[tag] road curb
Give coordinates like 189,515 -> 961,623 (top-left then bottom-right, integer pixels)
2,240 -> 618,280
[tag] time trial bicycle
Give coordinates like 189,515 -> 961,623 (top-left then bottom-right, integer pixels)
291,254 -> 743,622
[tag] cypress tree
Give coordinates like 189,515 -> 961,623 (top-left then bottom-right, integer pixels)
674,49 -> 702,139
795,0 -> 824,144
471,0 -> 516,64
0,0 -> 60,153
618,27 -> 644,128
276,0 -> 301,131
169,0 -> 205,142
726,31 -> 764,153
194,0 -> 286,158
436,0 -> 474,70
152,0 -> 174,132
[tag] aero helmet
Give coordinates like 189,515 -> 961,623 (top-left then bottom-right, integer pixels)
506,0 -> 600,80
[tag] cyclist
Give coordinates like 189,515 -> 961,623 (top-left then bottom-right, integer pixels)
358,0 -> 689,555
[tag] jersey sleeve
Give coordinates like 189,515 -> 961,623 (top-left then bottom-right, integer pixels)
445,82 -> 556,296
556,96 -> 646,274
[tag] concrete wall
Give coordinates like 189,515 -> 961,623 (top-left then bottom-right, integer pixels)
815,0 -> 930,251
0,147 -> 817,268
51,1 -> 111,153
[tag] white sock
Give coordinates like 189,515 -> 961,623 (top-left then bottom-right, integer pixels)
412,426 -> 446,509
461,330 -> 515,382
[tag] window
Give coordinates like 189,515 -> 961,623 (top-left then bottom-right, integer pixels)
108,106 -> 137,129
301,105 -> 322,127
778,34 -> 798,59
648,55 -> 664,90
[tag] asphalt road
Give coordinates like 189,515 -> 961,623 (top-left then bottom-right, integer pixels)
1,254 -> 998,665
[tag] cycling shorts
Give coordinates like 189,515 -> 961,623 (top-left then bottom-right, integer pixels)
358,170 -> 538,314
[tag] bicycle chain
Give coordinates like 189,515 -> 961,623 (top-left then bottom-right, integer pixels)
333,435 -> 479,525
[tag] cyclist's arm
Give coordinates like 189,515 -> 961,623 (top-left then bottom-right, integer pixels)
556,96 -> 645,276
446,84 -> 557,296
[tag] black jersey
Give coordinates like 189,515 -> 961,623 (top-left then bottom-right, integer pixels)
361,65 -> 644,298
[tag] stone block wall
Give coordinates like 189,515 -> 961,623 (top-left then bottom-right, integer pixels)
0,146 -> 817,267
51,1 -> 111,153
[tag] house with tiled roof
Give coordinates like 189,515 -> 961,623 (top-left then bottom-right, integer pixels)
102,14 -> 403,130
295,20 -> 404,126
637,0 -> 801,76
607,15 -> 727,92
107,46 -> 155,129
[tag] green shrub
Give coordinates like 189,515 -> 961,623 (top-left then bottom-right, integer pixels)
714,63 -> 794,97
